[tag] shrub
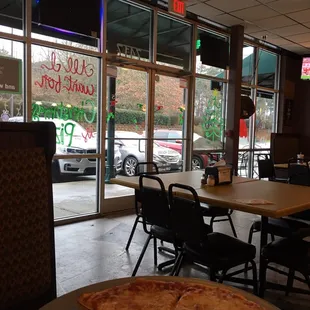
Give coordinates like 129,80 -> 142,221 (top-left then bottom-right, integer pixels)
115,108 -> 171,126
115,108 -> 145,124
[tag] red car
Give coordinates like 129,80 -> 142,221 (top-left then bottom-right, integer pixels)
153,130 -> 210,169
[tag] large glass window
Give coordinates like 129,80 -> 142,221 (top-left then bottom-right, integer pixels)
193,78 -> 226,169
32,45 -> 99,219
238,46 -> 278,178
157,15 -> 191,70
257,50 -> 277,89
107,0 -> 151,62
0,38 -> 24,120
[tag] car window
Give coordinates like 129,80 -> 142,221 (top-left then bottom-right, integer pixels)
168,132 -> 182,141
154,131 -> 168,139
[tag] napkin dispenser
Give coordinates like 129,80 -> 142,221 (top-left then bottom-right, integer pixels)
205,165 -> 232,185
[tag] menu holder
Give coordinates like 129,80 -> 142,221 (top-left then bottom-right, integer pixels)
205,165 -> 232,185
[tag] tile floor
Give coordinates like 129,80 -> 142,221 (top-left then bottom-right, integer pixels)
55,210 -> 310,309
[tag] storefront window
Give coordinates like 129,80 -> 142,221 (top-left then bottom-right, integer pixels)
0,38 -> 24,120
193,78 -> 225,169
242,45 -> 254,85
107,0 -> 151,62
257,50 -> 277,89
254,91 -> 275,148
157,14 -> 191,70
31,44 -> 99,219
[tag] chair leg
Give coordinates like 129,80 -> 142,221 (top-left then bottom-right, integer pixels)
228,215 -> 238,238
170,250 -> 181,276
258,258 -> 268,297
245,225 -> 255,273
132,234 -> 152,277
270,233 -> 275,242
209,268 -> 216,282
174,252 -> 185,276
210,217 -> 215,231
125,215 -> 141,251
218,270 -> 227,283
153,237 -> 157,266
304,274 -> 310,290
250,260 -> 258,295
286,269 -> 295,296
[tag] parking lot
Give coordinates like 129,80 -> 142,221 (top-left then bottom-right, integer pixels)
53,176 -> 134,219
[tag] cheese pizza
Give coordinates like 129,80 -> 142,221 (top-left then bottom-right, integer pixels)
78,279 -> 266,310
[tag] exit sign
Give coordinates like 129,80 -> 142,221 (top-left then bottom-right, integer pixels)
168,0 -> 186,17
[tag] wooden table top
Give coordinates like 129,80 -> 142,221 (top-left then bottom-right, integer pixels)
40,276 -> 279,310
274,163 -> 288,169
110,171 -> 257,190
111,171 -> 310,218
181,180 -> 310,218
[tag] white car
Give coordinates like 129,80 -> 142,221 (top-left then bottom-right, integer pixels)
115,131 -> 183,177
8,117 -> 122,181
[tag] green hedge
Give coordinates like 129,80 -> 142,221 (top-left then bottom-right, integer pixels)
115,108 -> 172,126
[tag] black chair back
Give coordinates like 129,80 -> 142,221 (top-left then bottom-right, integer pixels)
135,162 -> 159,176
168,183 -> 212,244
257,154 -> 275,180
288,158 -> 310,186
139,175 -> 170,231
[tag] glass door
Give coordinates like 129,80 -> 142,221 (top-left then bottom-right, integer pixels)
153,74 -> 187,173
104,66 -> 148,199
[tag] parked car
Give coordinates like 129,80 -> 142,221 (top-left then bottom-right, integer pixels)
153,130 -> 222,170
8,117 -> 122,182
114,131 -> 183,176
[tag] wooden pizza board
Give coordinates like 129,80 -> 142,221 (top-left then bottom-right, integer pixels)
40,276 -> 279,310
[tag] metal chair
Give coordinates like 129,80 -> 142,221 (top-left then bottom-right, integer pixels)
260,228 -> 310,297
132,175 -> 179,276
288,157 -> 310,186
168,184 -> 258,294
257,153 -> 287,182
125,162 -> 159,251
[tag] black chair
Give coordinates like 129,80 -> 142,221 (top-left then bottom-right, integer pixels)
168,184 -> 258,294
125,162 -> 159,251
260,228 -> 310,297
201,206 -> 238,238
288,157 -> 310,186
132,174 -> 178,276
246,154 -> 309,254
257,154 -> 287,182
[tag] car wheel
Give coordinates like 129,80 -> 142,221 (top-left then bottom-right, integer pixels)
52,160 -> 62,183
192,156 -> 203,170
124,156 -> 138,177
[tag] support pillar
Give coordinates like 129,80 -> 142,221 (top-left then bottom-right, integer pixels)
225,25 -> 244,175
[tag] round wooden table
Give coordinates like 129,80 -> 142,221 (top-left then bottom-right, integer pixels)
40,276 -> 279,309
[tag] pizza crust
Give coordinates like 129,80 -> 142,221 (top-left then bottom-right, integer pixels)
78,279 -> 266,310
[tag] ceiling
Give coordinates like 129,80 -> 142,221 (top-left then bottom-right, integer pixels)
187,0 -> 310,55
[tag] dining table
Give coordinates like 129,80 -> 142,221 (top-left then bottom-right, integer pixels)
111,170 -> 310,296
40,276 -> 279,309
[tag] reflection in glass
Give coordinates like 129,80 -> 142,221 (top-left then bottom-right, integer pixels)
196,29 -> 227,77
107,0 -> 151,61
0,0 -> 23,33
257,50 -> 277,89
157,15 -> 191,70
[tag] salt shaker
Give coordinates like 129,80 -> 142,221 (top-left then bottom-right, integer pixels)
207,175 -> 215,186
297,152 -> 304,164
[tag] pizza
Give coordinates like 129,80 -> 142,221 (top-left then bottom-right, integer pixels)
78,279 -> 266,310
